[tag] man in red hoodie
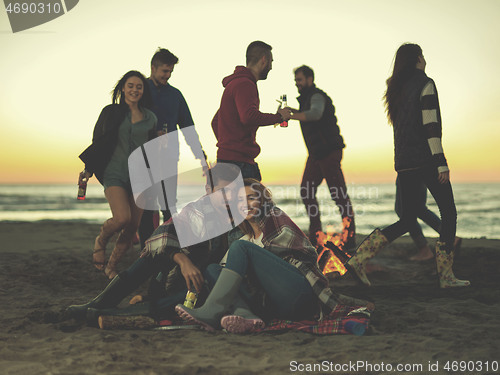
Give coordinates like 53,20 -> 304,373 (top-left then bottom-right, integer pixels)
211,41 -> 291,181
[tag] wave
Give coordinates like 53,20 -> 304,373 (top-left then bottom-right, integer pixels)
0,183 -> 498,239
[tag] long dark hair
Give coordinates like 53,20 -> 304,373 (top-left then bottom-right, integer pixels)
383,43 -> 423,125
111,70 -> 152,109
238,178 -> 273,238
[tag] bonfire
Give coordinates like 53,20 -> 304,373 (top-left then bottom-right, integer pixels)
315,217 -> 354,278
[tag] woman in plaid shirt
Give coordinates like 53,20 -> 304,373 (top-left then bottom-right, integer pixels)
176,178 -> 370,333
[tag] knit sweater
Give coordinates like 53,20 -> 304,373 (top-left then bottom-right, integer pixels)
393,70 -> 448,173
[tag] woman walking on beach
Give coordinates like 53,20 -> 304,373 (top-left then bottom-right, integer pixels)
176,179 -> 371,333
346,43 -> 469,288
79,70 -> 157,279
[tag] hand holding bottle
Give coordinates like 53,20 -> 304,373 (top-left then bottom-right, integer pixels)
77,170 -> 92,200
78,169 -> 92,185
277,107 -> 291,122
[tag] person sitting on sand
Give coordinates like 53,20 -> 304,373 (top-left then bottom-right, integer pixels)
175,179 -> 372,333
79,71 -> 157,279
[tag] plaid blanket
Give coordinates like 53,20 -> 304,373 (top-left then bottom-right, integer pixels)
157,305 -> 370,335
255,304 -> 370,335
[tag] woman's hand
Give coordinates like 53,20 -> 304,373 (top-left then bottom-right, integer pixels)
78,170 -> 92,185
438,170 -> 450,184
173,253 -> 204,293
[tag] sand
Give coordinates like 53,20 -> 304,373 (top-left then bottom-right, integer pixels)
0,221 -> 499,375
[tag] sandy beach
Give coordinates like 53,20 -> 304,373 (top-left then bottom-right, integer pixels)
0,221 -> 499,375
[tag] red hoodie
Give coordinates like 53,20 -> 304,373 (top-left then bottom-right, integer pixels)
212,66 -> 282,164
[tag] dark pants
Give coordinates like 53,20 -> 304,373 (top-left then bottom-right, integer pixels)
138,173 -> 178,250
395,176 -> 442,248
138,209 -> 172,250
92,255 -> 186,319
217,159 -> 262,181
383,166 -> 457,250
300,150 -> 354,233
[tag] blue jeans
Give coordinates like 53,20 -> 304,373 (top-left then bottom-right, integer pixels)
384,166 -> 457,250
221,240 -> 317,321
217,159 -> 262,181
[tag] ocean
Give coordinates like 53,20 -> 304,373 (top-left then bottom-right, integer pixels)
0,183 -> 498,240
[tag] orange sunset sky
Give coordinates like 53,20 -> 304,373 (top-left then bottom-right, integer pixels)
1,0 -> 499,185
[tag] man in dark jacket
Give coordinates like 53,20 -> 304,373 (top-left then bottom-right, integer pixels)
138,48 -> 206,250
289,65 -> 355,248
211,41 -> 291,181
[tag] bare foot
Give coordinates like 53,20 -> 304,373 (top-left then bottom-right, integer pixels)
410,245 -> 434,261
129,295 -> 144,305
104,265 -> 117,280
92,236 -> 106,271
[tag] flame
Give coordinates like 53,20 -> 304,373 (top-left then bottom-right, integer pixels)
315,217 -> 354,276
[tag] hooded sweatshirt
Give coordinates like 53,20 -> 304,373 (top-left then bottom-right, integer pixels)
212,66 -> 282,164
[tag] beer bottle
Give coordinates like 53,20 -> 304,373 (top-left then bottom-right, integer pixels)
77,177 -> 88,200
280,94 -> 288,127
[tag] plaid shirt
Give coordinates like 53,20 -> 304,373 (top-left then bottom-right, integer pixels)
143,198 -> 236,262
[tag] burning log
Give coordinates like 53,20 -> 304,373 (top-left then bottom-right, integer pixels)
325,241 -> 351,264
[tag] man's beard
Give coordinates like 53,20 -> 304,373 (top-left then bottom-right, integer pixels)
259,67 -> 270,80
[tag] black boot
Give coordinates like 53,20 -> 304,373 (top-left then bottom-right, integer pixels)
67,273 -> 136,320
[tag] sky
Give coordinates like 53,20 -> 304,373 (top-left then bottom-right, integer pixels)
0,0 -> 499,185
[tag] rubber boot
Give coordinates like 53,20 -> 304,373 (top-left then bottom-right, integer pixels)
220,294 -> 265,333
105,230 -> 134,279
345,228 -> 388,286
66,267 -> 147,320
175,268 -> 242,331
435,242 -> 470,288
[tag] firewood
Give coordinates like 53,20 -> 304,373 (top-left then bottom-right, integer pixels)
98,315 -> 157,330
